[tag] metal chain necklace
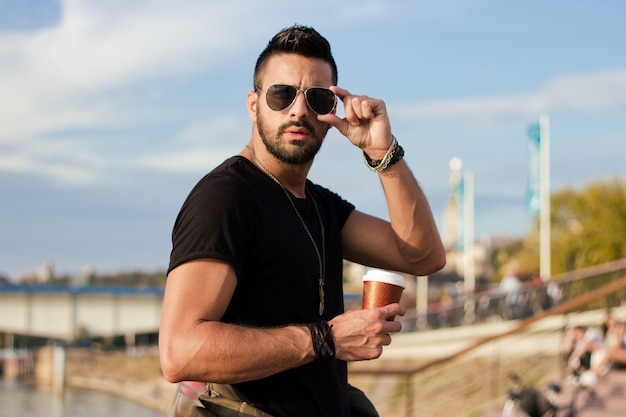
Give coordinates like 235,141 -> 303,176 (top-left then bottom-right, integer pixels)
246,145 -> 327,316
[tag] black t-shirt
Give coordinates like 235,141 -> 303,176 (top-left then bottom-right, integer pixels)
168,156 -> 355,416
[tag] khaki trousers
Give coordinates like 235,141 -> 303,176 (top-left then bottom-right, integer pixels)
168,382 -> 379,417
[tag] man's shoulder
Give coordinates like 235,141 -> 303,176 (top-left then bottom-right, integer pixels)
210,156 -> 254,179
308,180 -> 355,211
179,157 -> 262,210
194,156 -> 258,189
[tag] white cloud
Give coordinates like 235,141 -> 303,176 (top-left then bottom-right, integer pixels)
0,0 -> 268,142
392,70 -> 626,121
135,115 -> 250,173
0,0 -> 274,184
0,137 -> 105,184
542,70 -> 626,111
135,149 -> 227,174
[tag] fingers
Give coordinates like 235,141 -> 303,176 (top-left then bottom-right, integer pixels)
329,304 -> 404,362
380,302 -> 406,320
328,86 -> 386,126
330,85 -> 350,99
319,86 -> 392,153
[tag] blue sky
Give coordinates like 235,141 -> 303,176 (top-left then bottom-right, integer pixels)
1,0 -> 625,280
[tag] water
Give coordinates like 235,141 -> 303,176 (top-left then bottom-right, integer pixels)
0,379 -> 165,417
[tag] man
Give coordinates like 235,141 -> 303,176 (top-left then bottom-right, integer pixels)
159,25 -> 446,417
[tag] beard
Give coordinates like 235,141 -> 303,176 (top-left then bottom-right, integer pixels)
256,110 -> 329,165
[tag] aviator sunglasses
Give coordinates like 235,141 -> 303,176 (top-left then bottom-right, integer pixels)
256,84 -> 337,115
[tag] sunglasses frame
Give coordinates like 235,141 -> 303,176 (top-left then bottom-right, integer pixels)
256,84 -> 337,115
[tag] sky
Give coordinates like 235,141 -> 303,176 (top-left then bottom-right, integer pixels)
1,0 -> 625,280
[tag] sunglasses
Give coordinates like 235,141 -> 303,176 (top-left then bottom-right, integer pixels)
256,84 -> 337,115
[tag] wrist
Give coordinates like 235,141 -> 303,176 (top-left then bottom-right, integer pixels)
362,139 -> 393,160
306,321 -> 335,360
363,135 -> 404,172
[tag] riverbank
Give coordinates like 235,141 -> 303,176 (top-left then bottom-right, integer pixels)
62,314 -> 584,416
64,348 -> 176,413
62,343 -> 561,417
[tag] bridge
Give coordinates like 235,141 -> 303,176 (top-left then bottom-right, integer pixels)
3,258 -> 626,345
0,285 -> 164,343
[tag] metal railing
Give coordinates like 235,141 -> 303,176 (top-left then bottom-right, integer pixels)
402,258 -> 626,332
348,258 -> 626,417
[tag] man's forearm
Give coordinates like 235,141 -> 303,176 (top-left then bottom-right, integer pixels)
160,321 -> 314,384
378,159 -> 446,274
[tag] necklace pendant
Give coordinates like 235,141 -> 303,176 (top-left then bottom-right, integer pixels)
318,284 -> 325,315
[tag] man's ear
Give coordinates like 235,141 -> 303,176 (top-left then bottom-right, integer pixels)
247,90 -> 258,122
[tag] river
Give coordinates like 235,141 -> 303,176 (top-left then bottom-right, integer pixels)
0,379 -> 165,417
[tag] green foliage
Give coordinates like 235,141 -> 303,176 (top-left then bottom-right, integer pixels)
491,239 -> 527,280
89,270 -> 167,288
550,177 -> 626,274
34,270 -> 167,288
504,177 -> 626,278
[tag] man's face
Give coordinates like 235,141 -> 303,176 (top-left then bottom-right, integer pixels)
249,53 -> 334,165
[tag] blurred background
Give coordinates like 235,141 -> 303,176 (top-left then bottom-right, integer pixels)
1,2 -> 626,416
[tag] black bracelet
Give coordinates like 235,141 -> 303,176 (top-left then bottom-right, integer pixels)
363,136 -> 405,172
306,321 -> 335,360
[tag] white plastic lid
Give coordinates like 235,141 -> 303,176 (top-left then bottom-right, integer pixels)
362,269 -> 406,288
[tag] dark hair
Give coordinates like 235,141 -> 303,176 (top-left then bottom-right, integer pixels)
253,25 -> 338,88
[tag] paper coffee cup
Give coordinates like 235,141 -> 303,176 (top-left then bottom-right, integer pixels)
362,269 -> 406,311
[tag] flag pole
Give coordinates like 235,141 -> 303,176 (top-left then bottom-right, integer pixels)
463,171 -> 476,324
539,114 -> 551,280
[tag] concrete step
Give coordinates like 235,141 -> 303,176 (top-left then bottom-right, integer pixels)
572,370 -> 626,417
480,408 -> 501,417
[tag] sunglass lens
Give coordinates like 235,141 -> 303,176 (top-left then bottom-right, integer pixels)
306,88 -> 336,115
265,85 -> 297,111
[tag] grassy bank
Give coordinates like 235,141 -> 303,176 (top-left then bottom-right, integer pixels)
65,348 -> 176,413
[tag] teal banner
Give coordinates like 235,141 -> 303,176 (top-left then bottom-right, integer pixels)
527,123 -> 541,215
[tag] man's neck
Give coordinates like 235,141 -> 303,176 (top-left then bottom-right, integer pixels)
242,142 -> 312,198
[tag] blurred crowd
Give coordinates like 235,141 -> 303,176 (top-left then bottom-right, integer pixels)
561,312 -> 626,383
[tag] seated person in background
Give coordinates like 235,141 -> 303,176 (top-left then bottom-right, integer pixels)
562,325 -> 603,375
561,326 -> 586,370
591,316 -> 626,377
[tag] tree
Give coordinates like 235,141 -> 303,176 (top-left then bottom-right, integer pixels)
495,177 -> 626,281
547,177 -> 626,309
550,177 -> 626,274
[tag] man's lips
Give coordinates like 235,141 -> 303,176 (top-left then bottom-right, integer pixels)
280,121 -> 316,140
285,129 -> 309,140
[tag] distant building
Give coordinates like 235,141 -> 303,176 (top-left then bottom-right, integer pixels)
76,264 -> 96,286
36,260 -> 55,283
441,158 -> 503,286
443,157 -> 463,252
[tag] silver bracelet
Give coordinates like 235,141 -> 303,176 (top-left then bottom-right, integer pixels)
363,135 -> 401,172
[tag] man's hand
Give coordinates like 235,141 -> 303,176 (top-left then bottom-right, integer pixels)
318,86 -> 394,160
328,303 -> 405,361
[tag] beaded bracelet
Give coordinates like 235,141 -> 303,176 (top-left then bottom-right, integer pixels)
306,321 -> 335,360
363,135 -> 405,172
